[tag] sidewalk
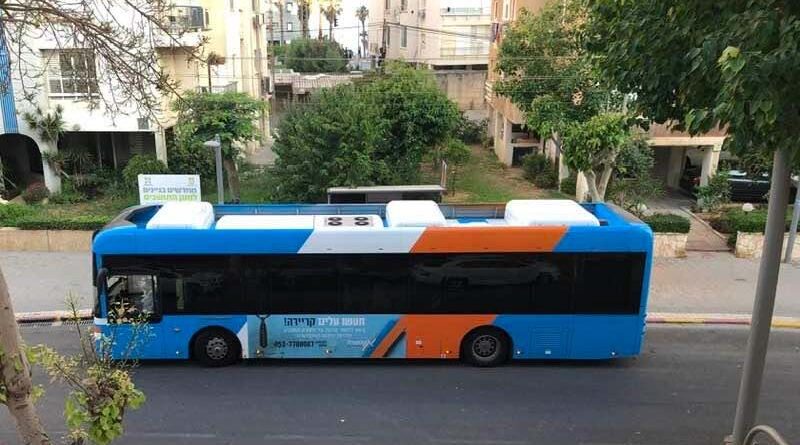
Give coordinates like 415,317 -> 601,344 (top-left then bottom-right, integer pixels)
2,250 -> 800,317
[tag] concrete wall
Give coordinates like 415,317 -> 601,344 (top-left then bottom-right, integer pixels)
735,232 -> 800,261
0,228 -> 92,252
434,70 -> 487,111
653,233 -> 688,258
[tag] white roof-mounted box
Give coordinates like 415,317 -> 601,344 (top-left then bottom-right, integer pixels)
146,201 -> 215,229
385,200 -> 447,228
504,199 -> 600,227
215,215 -> 314,230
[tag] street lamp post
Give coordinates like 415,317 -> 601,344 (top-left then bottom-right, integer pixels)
783,178 -> 800,263
203,134 -> 224,205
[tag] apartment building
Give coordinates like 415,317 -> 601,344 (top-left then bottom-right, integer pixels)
266,1 -> 304,46
486,0 -> 726,195
367,0 -> 492,69
0,0 -> 270,193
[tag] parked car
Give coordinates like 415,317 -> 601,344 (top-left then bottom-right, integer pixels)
680,168 -> 798,202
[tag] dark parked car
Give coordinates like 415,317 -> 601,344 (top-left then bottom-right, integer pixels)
680,168 -> 798,202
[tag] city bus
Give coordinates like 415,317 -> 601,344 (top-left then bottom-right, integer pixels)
91,199 -> 653,367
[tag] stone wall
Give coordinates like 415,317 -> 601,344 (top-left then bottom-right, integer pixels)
433,70 -> 487,111
735,232 -> 800,260
0,228 -> 92,251
653,233 -> 688,258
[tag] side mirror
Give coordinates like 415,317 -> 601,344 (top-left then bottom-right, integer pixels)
96,267 -> 109,295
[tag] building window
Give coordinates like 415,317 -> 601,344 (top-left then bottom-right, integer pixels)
502,0 -> 510,20
401,26 -> 407,48
385,0 -> 390,10
46,50 -> 98,97
386,27 -> 391,46
286,1 -> 293,12
400,0 -> 407,11
287,22 -> 293,31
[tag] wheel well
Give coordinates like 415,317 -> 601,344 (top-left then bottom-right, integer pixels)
461,325 -> 512,358
188,326 -> 241,359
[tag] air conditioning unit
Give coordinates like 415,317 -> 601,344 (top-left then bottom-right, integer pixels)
137,117 -> 150,130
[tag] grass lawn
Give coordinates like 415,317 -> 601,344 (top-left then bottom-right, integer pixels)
426,144 -> 568,203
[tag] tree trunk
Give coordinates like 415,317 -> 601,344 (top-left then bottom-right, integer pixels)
583,169 -> 603,202
222,158 -> 241,203
328,16 -> 333,41
597,164 -> 614,200
278,2 -> 285,45
0,267 -> 51,445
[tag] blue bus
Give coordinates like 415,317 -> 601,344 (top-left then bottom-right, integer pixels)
92,199 -> 653,366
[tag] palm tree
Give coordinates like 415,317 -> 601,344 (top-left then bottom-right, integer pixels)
355,5 -> 369,56
322,0 -> 342,41
297,0 -> 310,38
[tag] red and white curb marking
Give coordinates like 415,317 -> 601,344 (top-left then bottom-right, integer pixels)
13,310 -> 800,329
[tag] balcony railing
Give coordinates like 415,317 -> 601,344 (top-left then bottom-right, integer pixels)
165,5 -> 206,33
440,7 -> 490,16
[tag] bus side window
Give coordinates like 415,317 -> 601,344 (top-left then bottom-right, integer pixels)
339,255 -> 408,314
107,274 -> 159,323
529,255 -> 574,314
574,254 -> 644,314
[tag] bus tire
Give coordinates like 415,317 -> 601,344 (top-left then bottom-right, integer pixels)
461,327 -> 509,367
193,328 -> 241,367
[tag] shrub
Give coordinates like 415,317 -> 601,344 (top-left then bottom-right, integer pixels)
642,213 -> 691,233
0,203 -> 38,226
122,155 -> 168,189
521,153 -> 553,181
560,174 -> 577,196
282,38 -> 348,73
22,182 -> 50,203
534,169 -> 558,189
695,171 -> 731,212
713,207 -> 793,234
16,215 -> 112,230
49,179 -> 88,204
456,115 -> 487,144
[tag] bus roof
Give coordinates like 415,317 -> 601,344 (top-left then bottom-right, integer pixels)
93,200 -> 653,255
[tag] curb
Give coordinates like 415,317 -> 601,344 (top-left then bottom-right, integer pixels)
15,309 -> 92,323
647,312 -> 800,329
13,310 -> 800,329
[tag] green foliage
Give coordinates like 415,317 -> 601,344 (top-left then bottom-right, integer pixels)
172,91 -> 266,161
22,105 -> 66,143
642,213 -> 692,234
15,215 -> 111,230
588,0 -> 800,165
49,179 -> 88,204
272,85 -> 381,201
121,155 -> 168,189
712,207 -> 794,234
456,115 -> 487,144
167,143 -> 216,180
562,112 -> 632,201
495,1 -> 622,140
560,174 -> 577,196
695,172 -> 731,212
0,203 -> 37,225
21,182 -> 50,203
442,139 -> 471,167
608,137 -> 664,213
281,38 -> 348,73
272,64 -> 460,201
521,153 -> 552,181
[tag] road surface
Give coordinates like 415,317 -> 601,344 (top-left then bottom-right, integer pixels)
2,325 -> 798,444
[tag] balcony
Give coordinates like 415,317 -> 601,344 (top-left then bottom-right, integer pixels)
154,5 -> 206,47
440,7 -> 491,16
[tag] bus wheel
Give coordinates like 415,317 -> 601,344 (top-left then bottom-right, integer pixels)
193,328 -> 240,367
462,328 -> 509,367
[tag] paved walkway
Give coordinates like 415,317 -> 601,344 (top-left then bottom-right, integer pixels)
3,251 -> 800,317
648,193 -> 730,252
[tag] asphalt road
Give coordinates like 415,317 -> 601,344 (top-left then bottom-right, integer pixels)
1,325 -> 799,445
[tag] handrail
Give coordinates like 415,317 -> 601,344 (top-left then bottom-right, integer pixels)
743,425 -> 791,445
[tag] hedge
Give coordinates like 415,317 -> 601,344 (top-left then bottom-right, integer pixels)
712,207 -> 793,234
14,215 -> 112,231
642,213 -> 691,234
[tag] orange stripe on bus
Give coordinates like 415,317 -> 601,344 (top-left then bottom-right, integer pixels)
410,226 -> 568,253
370,315 -> 497,359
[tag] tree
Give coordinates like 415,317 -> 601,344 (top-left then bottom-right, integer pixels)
0,0 -> 204,118
588,1 -> 800,443
494,1 -> 618,158
271,85 -> 383,202
172,92 -> 267,202
607,135 -> 664,214
355,6 -> 369,56
272,63 -> 460,201
561,112 -> 631,202
282,38 -> 348,73
296,0 -> 310,38
322,0 -> 342,42
1,269 -> 145,445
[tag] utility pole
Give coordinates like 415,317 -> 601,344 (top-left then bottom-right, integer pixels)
277,0 -> 285,45
784,178 -> 800,263
730,148 -> 793,445
318,3 -> 323,39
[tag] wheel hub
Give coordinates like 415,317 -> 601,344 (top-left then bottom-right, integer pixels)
206,337 -> 229,361
473,335 -> 498,358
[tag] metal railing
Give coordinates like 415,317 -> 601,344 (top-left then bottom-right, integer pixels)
165,5 -> 206,33
743,425 -> 791,445
440,7 -> 490,16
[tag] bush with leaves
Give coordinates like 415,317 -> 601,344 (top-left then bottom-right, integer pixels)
49,179 -> 88,204
456,115 -> 487,144
442,139 -> 472,194
521,153 -> 552,181
642,213 -> 692,234
560,174 -> 577,196
121,155 -> 168,190
21,182 -> 50,203
696,172 -> 731,212
608,137 -> 664,214
0,203 -> 37,226
282,38 -> 348,73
